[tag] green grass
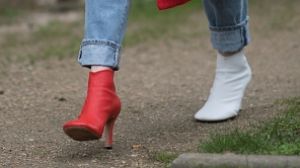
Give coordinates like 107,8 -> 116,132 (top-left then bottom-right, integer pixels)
31,21 -> 81,60
124,1 -> 201,46
2,20 -> 82,64
0,7 -> 21,18
199,97 -> 300,155
0,1 -> 37,25
0,7 -> 23,24
153,151 -> 178,168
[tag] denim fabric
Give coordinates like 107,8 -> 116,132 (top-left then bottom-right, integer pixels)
78,0 -> 130,70
78,0 -> 250,70
203,0 -> 250,53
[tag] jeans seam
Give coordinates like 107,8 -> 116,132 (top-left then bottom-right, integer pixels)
81,40 -> 120,49
209,17 -> 249,32
210,21 -> 249,53
114,48 -> 121,68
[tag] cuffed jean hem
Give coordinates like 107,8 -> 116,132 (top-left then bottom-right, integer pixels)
77,39 -> 121,71
209,18 -> 251,53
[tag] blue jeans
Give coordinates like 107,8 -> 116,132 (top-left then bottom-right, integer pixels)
78,0 -> 250,70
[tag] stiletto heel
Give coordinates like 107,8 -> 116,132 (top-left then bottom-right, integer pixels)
63,70 -> 121,143
104,117 -> 117,149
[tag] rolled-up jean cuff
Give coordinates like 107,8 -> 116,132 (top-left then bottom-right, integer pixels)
77,39 -> 121,70
209,18 -> 251,53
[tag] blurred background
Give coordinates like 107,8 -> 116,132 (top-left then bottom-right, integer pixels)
0,0 -> 203,67
0,0 -> 299,66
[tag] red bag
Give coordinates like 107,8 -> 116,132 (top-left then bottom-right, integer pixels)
157,0 -> 191,10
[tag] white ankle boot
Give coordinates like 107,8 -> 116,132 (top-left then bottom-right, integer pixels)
194,51 -> 252,121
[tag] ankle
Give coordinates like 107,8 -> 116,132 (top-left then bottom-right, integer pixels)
91,66 -> 113,72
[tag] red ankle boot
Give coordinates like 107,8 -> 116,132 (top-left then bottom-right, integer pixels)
63,70 -> 121,149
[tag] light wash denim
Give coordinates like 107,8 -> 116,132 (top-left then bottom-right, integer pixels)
78,0 -> 250,70
203,0 -> 250,53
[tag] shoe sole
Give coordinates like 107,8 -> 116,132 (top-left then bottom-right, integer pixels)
63,126 -> 100,141
195,115 -> 238,123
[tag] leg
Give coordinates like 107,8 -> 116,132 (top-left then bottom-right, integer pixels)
203,0 -> 250,54
78,0 -> 130,70
63,0 -> 129,147
194,0 -> 252,121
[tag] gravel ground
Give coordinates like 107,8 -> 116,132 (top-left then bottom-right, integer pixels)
0,5 -> 300,168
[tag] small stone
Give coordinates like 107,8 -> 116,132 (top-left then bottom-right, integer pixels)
132,144 -> 142,150
59,97 -> 66,101
55,96 -> 67,102
78,163 -> 89,167
0,90 -> 4,95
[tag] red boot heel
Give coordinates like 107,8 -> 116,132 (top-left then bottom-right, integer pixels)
63,70 -> 121,146
104,117 -> 117,149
